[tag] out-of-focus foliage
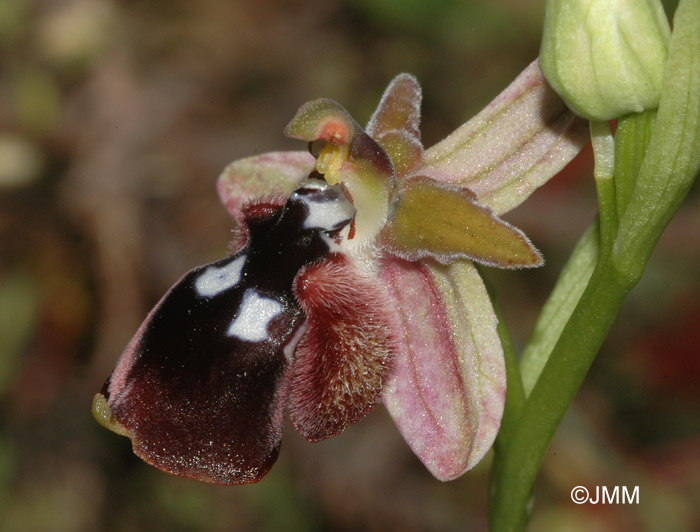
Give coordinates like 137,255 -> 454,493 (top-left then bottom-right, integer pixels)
0,1 -> 698,531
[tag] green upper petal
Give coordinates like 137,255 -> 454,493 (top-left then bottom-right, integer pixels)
374,129 -> 424,179
381,176 -> 543,268
366,73 -> 424,180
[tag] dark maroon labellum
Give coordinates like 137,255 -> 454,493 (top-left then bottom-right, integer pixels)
100,177 -> 355,484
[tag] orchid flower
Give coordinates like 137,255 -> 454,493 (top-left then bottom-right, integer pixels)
92,60 -> 588,485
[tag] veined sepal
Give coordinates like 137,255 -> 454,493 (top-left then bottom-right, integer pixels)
420,60 -> 589,215
217,151 -> 314,219
380,257 -> 505,480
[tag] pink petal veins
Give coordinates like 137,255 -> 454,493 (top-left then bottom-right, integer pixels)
380,257 -> 505,480
217,151 -> 314,218
421,60 -> 589,215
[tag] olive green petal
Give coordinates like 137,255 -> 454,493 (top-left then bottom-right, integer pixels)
374,130 -> 424,179
366,73 -> 422,142
382,177 -> 543,268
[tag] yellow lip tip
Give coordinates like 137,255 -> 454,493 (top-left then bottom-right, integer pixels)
91,393 -> 132,438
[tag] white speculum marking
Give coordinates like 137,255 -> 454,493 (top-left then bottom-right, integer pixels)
194,254 -> 247,297
296,192 -> 355,231
227,289 -> 283,342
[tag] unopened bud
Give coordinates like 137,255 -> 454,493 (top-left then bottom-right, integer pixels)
540,0 -> 670,120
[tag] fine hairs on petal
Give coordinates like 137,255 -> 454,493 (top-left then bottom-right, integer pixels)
95,61 -> 586,486
381,177 -> 543,268
289,253 -> 398,442
366,73 -> 422,142
421,60 -> 589,215
380,257 -> 505,480
366,73 -> 424,179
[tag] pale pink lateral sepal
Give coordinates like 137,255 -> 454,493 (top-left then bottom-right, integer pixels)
420,59 -> 589,215
380,257 -> 505,480
217,151 -> 314,218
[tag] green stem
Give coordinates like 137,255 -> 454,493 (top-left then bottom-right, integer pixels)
492,292 -> 525,452
489,258 -> 639,531
488,1 -> 700,530
519,218 -> 599,395
489,77 -> 650,532
487,281 -> 527,525
613,111 -> 656,220
590,121 -> 617,257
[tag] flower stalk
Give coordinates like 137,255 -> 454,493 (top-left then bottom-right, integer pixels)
489,0 -> 700,529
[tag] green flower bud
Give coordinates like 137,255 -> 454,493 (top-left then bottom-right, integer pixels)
540,0 -> 671,120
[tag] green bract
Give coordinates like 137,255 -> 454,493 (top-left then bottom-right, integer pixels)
540,0 -> 671,120
490,1 -> 700,529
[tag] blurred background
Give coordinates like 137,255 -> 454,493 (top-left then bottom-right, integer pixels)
1,0 -> 698,530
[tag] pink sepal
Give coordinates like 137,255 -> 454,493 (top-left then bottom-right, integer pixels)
217,151 -> 314,218
380,257 -> 505,480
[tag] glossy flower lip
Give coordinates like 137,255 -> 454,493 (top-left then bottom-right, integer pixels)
93,60 -> 589,484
